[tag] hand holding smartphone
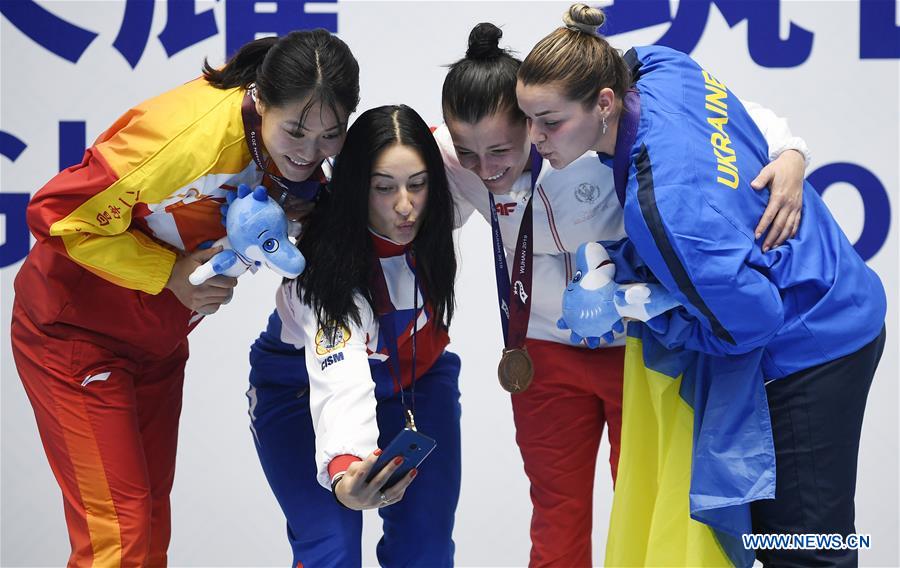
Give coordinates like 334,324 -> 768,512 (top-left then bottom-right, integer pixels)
365,428 -> 436,490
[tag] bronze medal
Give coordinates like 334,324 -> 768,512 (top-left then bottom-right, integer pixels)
490,149 -> 542,396
498,347 -> 534,394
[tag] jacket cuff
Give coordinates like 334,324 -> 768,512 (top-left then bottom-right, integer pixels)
328,454 -> 363,482
769,137 -> 811,168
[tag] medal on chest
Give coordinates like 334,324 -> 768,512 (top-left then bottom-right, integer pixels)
488,146 -> 542,393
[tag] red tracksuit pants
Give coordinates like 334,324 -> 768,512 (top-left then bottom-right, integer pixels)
11,300 -> 188,567
512,338 -> 625,568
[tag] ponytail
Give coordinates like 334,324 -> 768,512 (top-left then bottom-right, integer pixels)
203,36 -> 278,89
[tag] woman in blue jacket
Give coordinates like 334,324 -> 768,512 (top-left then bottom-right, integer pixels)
515,4 -> 886,567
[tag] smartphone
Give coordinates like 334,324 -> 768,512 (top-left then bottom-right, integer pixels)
365,428 -> 436,490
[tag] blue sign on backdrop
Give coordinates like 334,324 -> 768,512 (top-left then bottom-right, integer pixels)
603,0 -> 814,67
0,131 -> 30,269
603,0 -> 899,66
0,0 -> 337,68
808,163 -> 892,262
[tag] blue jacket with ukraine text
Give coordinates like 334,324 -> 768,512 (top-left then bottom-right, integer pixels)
616,46 -> 885,379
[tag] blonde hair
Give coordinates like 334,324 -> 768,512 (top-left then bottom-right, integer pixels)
518,3 -> 630,106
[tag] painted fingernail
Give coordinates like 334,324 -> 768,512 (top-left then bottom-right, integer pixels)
374,449 -> 383,456
755,232 -> 762,239
393,456 -> 404,466
409,469 -> 418,479
763,245 -> 770,252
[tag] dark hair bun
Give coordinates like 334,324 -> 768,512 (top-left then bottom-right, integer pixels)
466,22 -> 504,60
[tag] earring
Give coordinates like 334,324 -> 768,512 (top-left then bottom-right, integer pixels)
602,115 -> 608,136
249,83 -> 259,103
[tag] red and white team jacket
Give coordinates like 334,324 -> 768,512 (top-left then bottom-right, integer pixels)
275,234 -> 450,489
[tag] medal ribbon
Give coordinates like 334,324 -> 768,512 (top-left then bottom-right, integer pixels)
488,145 -> 542,350
241,89 -> 326,201
610,88 -> 641,208
370,250 -> 420,427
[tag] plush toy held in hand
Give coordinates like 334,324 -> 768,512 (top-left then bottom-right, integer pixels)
189,184 -> 305,285
557,241 -> 680,347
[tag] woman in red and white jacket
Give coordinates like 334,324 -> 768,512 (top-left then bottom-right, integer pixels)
251,104 -> 462,567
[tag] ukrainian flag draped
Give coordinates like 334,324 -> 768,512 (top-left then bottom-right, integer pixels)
606,324 -> 777,567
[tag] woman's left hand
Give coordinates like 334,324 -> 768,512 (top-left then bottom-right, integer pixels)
333,450 -> 416,510
750,149 -> 806,251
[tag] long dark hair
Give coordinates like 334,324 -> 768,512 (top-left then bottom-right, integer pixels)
203,29 -> 360,123
297,105 -> 456,332
442,22 -> 523,123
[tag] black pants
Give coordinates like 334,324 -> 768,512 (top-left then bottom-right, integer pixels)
751,327 -> 886,567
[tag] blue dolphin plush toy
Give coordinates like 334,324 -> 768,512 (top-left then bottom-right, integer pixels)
557,241 -> 681,347
189,184 -> 305,285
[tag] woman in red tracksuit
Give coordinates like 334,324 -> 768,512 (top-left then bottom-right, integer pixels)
10,30 -> 359,566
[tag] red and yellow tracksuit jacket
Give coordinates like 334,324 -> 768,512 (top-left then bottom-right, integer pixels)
15,78 -> 264,357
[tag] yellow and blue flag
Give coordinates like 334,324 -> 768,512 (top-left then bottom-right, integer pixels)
606,324 -> 775,567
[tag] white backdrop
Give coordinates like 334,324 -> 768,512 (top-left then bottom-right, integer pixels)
1,1 -> 897,566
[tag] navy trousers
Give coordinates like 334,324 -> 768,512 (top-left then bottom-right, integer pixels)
751,327 -> 886,567
248,349 -> 462,567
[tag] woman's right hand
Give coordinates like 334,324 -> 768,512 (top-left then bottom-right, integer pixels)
333,450 -> 418,510
164,246 -> 238,314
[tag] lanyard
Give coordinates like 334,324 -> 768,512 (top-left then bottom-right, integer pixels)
488,145 -> 543,350
370,250 -> 420,429
240,88 -> 325,201
610,88 -> 641,208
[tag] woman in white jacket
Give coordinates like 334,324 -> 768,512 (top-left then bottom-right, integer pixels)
251,104 -> 462,567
